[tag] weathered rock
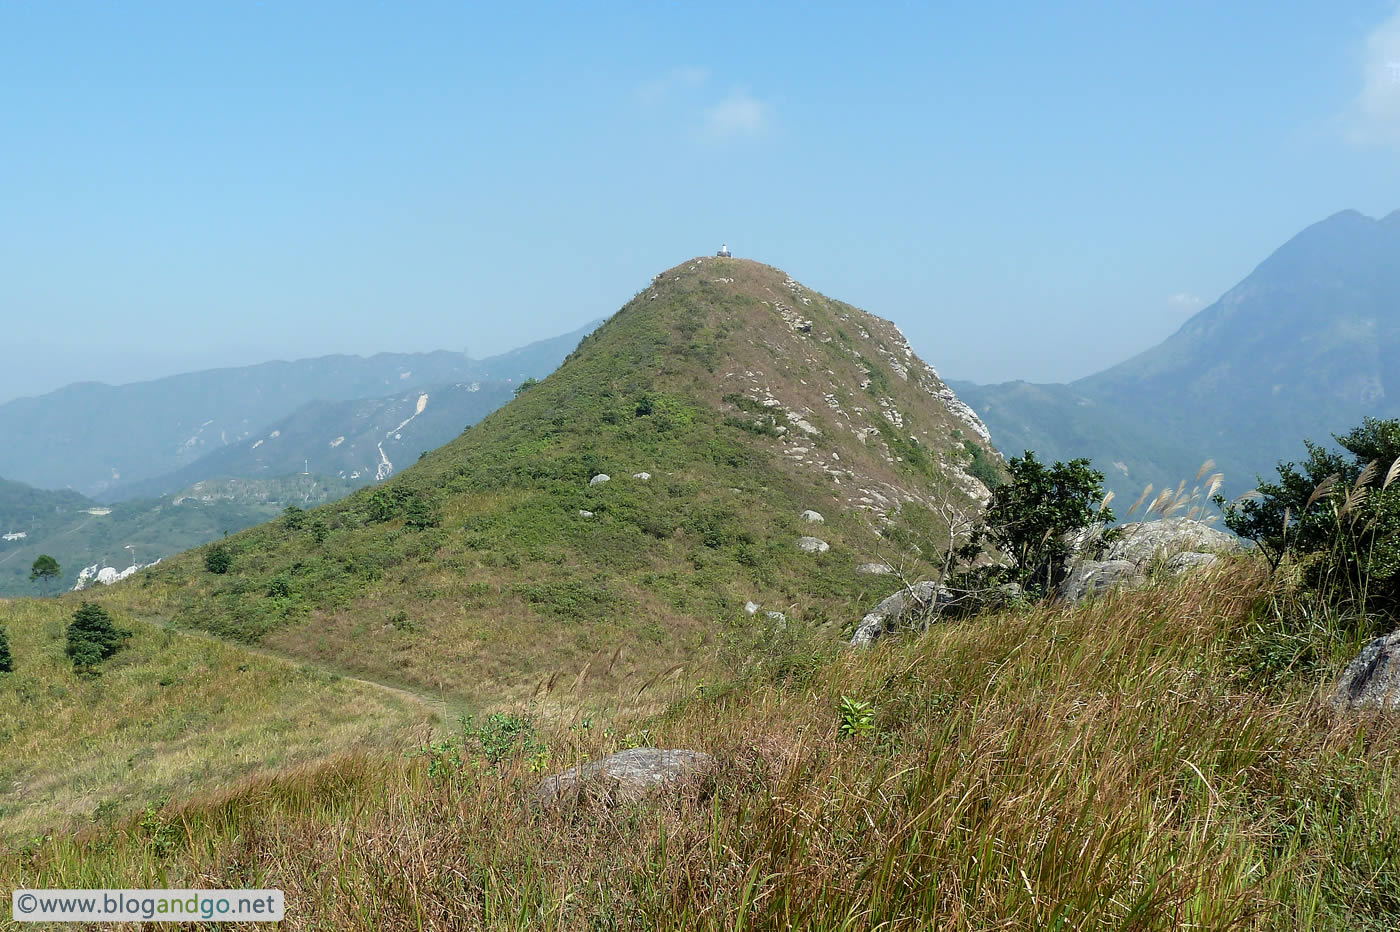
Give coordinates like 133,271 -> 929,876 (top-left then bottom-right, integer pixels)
578,510 -> 594,518
800,509 -> 825,524
797,536 -> 829,554
589,474 -> 611,486
1165,551 -> 1219,574
533,748 -> 714,808
855,562 -> 894,575
744,601 -> 760,615
851,581 -> 949,646
1061,560 -> 1146,604
1332,633 -> 1400,712
1104,518 -> 1238,566
633,472 -> 651,480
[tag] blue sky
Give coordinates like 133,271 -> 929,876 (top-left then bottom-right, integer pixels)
3,1 -> 1400,403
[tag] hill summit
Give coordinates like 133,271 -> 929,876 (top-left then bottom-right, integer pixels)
129,257 -> 1001,706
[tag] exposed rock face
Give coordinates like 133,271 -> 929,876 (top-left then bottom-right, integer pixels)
800,510 -> 825,523
589,474 -> 611,486
1061,560 -> 1146,604
855,562 -> 893,575
533,748 -> 714,808
1102,518 -> 1238,567
851,581 -> 950,647
632,472 -> 651,480
1332,633 -> 1400,712
797,536 -> 830,553
1061,518 -> 1239,605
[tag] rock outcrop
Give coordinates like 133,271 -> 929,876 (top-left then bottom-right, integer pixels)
1061,518 -> 1238,605
533,748 -> 714,808
1332,633 -> 1400,712
797,536 -> 829,554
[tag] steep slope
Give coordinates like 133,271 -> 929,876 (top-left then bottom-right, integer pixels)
109,257 -> 999,707
113,378 -> 518,499
956,209 -> 1400,500
0,320 -> 601,498
0,474 -> 353,596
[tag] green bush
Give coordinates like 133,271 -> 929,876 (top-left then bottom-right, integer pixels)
66,602 -> 130,672
0,625 -> 12,673
204,544 -> 233,575
956,451 -> 1113,597
1223,416 -> 1400,621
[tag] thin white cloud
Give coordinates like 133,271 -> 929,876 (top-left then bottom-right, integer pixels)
636,66 -> 710,106
1166,293 -> 1206,313
1348,6 -> 1400,147
703,89 -> 768,140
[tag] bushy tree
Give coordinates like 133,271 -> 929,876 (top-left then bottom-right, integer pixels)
957,451 -> 1113,597
66,602 -> 130,672
0,625 -> 13,673
204,543 -> 232,575
1222,416 -> 1400,618
29,554 -> 60,589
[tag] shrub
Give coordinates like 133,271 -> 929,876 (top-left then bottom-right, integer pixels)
66,602 -> 130,672
0,625 -> 12,673
204,544 -> 232,575
282,506 -> 307,530
956,451 -> 1112,597
1222,416 -> 1400,620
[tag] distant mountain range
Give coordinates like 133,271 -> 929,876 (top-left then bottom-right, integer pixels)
0,474 -> 354,596
953,209 -> 1400,503
0,320 -> 601,499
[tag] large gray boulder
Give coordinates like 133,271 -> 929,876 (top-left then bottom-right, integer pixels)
1104,518 -> 1238,566
1060,518 -> 1238,605
851,581 -> 948,647
1332,633 -> 1400,712
1061,560 -> 1145,604
796,536 -> 830,554
533,748 -> 714,808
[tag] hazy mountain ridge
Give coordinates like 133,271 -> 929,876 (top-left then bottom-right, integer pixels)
955,209 -> 1400,501
0,474 -> 352,596
0,320 -> 602,498
112,378 -> 519,500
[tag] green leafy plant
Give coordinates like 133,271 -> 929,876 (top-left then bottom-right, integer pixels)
0,625 -> 12,673
837,695 -> 875,738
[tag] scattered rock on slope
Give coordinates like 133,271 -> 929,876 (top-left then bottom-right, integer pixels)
1332,633 -> 1400,712
1062,518 -> 1239,605
533,748 -> 714,808
797,536 -> 830,554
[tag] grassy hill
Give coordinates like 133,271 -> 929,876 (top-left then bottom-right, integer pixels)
9,562 -> 1398,928
58,257 -> 1002,710
0,597 -> 434,840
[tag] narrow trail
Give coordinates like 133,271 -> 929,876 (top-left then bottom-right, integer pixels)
153,620 -> 455,727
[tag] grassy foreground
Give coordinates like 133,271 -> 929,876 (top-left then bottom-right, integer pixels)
0,597 -> 436,842
7,560 -> 1398,930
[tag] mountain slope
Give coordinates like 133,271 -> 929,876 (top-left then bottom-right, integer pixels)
0,474 -> 352,596
112,378 -> 518,499
0,320 -> 601,498
107,257 -> 999,708
956,209 -> 1400,500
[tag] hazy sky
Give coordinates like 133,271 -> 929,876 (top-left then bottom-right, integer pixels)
4,1 -> 1400,404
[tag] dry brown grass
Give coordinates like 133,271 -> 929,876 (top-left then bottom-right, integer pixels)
11,561 -> 1399,929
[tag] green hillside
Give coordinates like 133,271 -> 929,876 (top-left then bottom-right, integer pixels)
0,475 -> 353,596
80,257 -> 1002,709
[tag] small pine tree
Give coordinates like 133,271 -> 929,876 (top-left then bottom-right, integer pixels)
66,602 -> 129,671
0,626 -> 12,673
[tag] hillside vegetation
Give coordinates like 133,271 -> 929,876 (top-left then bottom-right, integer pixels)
0,597 -> 433,840
9,562 -> 1398,929
96,258 -> 1001,709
